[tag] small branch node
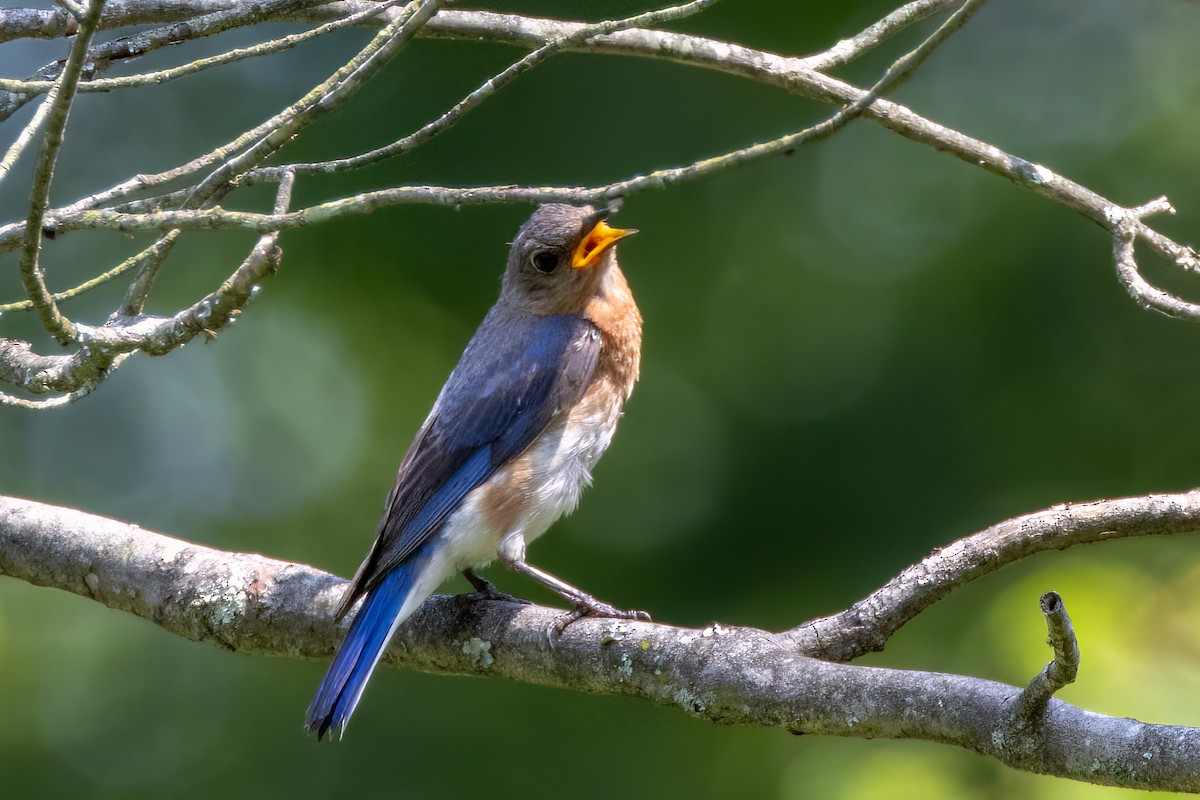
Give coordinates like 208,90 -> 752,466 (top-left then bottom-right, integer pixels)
1015,590 -> 1079,722
1131,196 -> 1176,221
1110,199 -> 1200,321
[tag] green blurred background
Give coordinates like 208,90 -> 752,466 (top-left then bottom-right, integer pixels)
3,0 -> 1200,796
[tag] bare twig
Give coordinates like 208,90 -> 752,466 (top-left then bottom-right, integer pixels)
2,2 -> 1193,294
2,493 -> 1199,790
1015,592 -> 1081,721
0,4 -> 1196,414
0,0 -> 984,248
0,1 -> 726,404
136,169 -> 295,351
109,0 -> 437,314
1110,197 -> 1200,321
188,0 -> 440,207
0,172 -> 295,407
0,0 -> 411,97
250,0 -> 722,181
249,0 -> 978,187
0,2 -> 340,123
0,234 -> 174,313
798,0 -> 962,72
788,491 -> 1200,662
0,0 -> 949,127
0,83 -> 58,183
0,0 -> 437,233
0,372 -> 109,408
0,1 -> 935,240
16,0 -> 108,346
116,231 -> 182,316
407,8 -> 1200,276
0,0 -> 440,404
862,0 -> 987,95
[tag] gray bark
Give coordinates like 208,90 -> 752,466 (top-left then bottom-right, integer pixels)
2,493 -> 1199,791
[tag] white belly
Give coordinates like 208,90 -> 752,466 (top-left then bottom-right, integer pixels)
431,395 -> 622,578
517,398 -> 621,545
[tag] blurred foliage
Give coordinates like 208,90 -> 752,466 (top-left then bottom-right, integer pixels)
2,0 -> 1200,797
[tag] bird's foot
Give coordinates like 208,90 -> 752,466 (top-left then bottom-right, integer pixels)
461,569 -> 531,606
554,596 -> 651,634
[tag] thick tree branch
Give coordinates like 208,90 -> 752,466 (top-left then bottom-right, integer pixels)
1,493 -> 1199,789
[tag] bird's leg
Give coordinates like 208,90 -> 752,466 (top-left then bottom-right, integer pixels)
461,568 -> 530,605
462,567 -> 495,593
498,534 -> 651,632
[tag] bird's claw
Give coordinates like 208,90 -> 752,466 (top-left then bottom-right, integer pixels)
553,597 -> 652,634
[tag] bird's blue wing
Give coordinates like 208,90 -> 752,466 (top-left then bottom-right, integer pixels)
336,312 -> 601,617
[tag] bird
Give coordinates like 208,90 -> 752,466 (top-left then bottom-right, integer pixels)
305,203 -> 645,740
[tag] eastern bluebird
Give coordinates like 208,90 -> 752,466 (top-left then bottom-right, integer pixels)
305,204 -> 645,739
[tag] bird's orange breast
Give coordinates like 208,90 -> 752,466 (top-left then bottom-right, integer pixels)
584,264 -> 642,403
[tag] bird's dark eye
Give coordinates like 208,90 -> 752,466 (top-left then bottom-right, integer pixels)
531,250 -> 559,274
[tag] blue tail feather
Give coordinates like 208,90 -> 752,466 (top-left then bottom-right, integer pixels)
305,553 -> 429,740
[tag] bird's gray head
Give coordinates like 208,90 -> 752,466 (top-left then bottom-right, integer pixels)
501,204 -> 636,315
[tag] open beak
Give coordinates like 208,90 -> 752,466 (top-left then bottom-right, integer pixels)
571,220 -> 637,269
